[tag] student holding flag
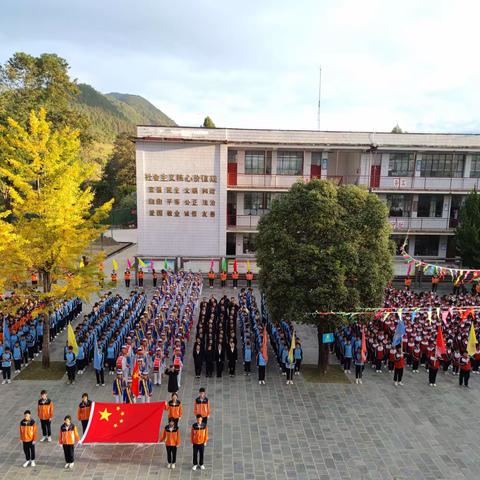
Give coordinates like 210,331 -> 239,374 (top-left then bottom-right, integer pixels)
286,331 -> 296,384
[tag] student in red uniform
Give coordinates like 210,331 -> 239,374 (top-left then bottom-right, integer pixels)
77,393 -> 92,434
193,387 -> 211,425
428,354 -> 440,386
375,343 -> 384,373
37,390 -> 53,442
412,344 -> 421,373
452,349 -> 461,376
58,415 -> 80,469
20,410 -> 37,467
191,414 -> 208,471
160,418 -> 181,469
393,347 -> 405,386
459,352 -> 471,388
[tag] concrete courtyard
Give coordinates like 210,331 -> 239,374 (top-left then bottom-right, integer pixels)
1,247 -> 479,479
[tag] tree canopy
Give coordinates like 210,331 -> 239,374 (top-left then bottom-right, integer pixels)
0,108 -> 113,366
456,189 -> 480,268
256,179 -> 394,369
202,116 -> 216,128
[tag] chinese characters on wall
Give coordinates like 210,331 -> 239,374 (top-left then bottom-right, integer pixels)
144,173 -> 218,218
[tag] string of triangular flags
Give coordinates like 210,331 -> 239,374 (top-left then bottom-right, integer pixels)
400,240 -> 480,283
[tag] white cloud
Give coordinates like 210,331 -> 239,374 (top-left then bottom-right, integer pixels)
1,0 -> 480,132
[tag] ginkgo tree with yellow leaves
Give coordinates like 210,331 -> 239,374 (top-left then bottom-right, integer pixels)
0,108 -> 113,367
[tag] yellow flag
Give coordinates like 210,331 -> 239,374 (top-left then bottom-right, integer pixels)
67,323 -> 79,355
138,258 -> 146,268
467,323 -> 477,356
112,259 -> 118,271
288,331 -> 296,363
247,260 -> 251,271
79,259 -> 84,268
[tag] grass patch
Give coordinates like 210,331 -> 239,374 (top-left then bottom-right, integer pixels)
302,364 -> 352,384
15,361 -> 66,381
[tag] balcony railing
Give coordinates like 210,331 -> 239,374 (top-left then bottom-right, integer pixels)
227,213 -> 456,233
227,173 -> 480,192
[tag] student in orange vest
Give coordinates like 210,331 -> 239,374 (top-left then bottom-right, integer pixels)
167,392 -> 183,427
431,275 -> 439,293
111,270 -> 117,285
161,418 -> 181,469
246,270 -> 253,288
31,272 -> 38,287
59,415 -> 80,469
191,414 -> 208,471
77,393 -> 92,434
152,269 -> 158,288
20,409 -> 37,468
124,269 -> 131,288
207,270 -> 215,288
404,277 -> 411,290
220,271 -> 227,288
232,270 -> 239,289
138,268 -> 144,287
38,390 -> 54,442
193,387 -> 211,425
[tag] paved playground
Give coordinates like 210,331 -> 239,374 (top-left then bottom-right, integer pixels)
1,248 -> 480,479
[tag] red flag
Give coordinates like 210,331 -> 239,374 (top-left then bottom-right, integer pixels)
233,259 -> 238,272
131,361 -> 140,397
435,325 -> 446,357
80,401 -> 166,444
262,325 -> 268,362
361,327 -> 367,363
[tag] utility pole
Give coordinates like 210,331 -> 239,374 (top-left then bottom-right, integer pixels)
317,66 -> 322,130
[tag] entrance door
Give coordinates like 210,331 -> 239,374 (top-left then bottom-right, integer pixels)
228,162 -> 237,186
370,165 -> 381,188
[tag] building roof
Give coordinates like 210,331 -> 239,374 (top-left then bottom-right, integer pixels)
135,125 -> 480,151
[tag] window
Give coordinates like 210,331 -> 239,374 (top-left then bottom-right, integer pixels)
414,236 -> 440,256
243,234 -> 257,254
470,154 -> 480,178
388,153 -> 415,177
245,151 -> 272,174
420,153 -> 465,178
277,151 -> 304,175
311,152 -> 322,166
244,192 -> 272,215
228,150 -> 237,163
417,195 -> 443,218
386,194 -> 412,217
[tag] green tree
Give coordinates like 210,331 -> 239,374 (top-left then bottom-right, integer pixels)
456,189 -> 480,268
391,124 -> 403,133
202,116 -> 216,128
95,132 -> 135,206
256,179 -> 393,372
0,109 -> 113,367
0,52 -> 88,137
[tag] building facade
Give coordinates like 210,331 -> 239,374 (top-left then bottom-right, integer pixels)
135,126 -> 480,274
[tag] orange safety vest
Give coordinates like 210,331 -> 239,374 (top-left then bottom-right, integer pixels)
432,276 -> 439,284
405,278 -> 412,287
124,271 -> 131,280
220,272 -> 227,281
111,272 -> 117,282
208,271 -> 215,280
138,271 -> 144,279
31,272 -> 38,282
246,272 -> 253,281
232,271 -> 239,280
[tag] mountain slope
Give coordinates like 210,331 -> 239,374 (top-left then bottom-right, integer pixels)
74,83 -> 175,143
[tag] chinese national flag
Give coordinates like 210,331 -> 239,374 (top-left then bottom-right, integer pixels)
131,361 -> 140,397
80,401 -> 166,444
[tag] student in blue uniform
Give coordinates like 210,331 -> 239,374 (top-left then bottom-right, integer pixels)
2,347 -> 13,384
65,346 -> 77,385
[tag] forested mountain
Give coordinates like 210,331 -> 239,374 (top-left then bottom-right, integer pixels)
75,83 -> 175,142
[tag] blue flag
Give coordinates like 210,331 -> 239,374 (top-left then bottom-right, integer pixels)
392,320 -> 406,347
3,316 -> 11,348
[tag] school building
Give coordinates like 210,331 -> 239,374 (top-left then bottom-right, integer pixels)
134,126 -> 480,274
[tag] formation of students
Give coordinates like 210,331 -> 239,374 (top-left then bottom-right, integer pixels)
192,293 -> 239,379
335,287 -> 480,387
1,298 -> 81,384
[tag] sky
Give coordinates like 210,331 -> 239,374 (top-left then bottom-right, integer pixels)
1,0 -> 480,133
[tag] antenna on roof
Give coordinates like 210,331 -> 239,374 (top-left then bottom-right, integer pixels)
317,66 -> 322,131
